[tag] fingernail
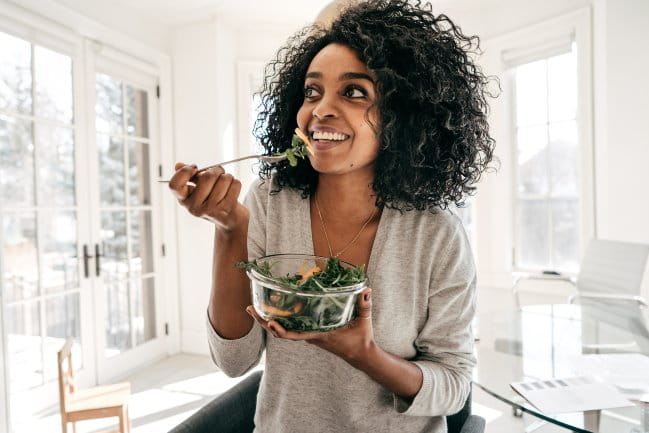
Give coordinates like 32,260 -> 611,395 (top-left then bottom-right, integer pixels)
245,307 -> 252,316
364,291 -> 371,302
268,323 -> 277,333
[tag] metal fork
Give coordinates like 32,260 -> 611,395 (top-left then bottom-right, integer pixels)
157,154 -> 287,183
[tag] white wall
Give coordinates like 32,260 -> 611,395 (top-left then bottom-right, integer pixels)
46,0 -> 172,54
171,18 -> 304,354
436,0 -> 591,40
593,0 -> 649,243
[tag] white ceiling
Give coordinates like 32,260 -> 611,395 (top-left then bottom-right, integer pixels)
111,0 -> 334,26
106,0 -> 500,27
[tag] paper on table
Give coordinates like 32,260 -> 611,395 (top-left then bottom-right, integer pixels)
570,353 -> 649,398
510,376 -> 631,414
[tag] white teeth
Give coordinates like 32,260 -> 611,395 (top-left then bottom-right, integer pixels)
312,131 -> 348,141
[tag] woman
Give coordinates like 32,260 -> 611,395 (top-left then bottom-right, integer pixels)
169,1 -> 495,432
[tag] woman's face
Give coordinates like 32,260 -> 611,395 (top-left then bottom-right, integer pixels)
297,43 -> 379,175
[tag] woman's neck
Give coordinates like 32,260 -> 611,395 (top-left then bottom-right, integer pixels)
314,172 -> 379,224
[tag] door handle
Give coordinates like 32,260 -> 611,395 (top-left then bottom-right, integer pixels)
82,244 -> 93,278
94,243 -> 102,277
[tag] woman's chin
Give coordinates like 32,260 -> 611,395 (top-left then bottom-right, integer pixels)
309,159 -> 371,176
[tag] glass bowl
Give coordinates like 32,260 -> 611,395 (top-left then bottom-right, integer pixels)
246,254 -> 367,332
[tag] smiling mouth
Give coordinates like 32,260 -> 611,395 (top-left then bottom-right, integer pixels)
310,131 -> 350,142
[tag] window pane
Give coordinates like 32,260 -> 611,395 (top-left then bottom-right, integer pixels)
548,50 -> 577,122
130,210 -> 154,277
0,115 -> 35,207
101,211 -> 128,283
43,293 -> 81,381
515,59 -> 547,127
97,133 -> 125,206
2,213 -> 38,301
133,277 -> 156,345
34,45 -> 73,123
551,199 -> 579,272
128,140 -> 151,205
41,211 -> 79,295
517,125 -> 548,195
96,74 -> 123,135
0,32 -> 32,114
549,121 -> 578,196
454,203 -> 473,246
105,281 -> 132,357
126,85 -> 148,138
36,123 -> 75,206
518,199 -> 549,269
7,300 -> 42,391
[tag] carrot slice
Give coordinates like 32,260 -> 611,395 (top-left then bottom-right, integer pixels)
262,303 -> 297,317
294,128 -> 314,155
299,265 -> 321,284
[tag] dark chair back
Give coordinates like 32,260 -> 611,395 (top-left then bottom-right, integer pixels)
446,388 -> 471,433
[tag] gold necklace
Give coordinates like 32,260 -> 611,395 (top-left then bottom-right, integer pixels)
313,192 -> 377,258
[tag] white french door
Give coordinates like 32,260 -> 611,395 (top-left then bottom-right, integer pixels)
0,23 -> 167,431
0,27 -> 97,428
89,50 -> 166,383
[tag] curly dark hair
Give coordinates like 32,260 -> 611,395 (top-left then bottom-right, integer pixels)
253,0 -> 497,211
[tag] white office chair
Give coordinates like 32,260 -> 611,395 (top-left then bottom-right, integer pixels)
568,239 -> 649,307
512,239 -> 649,310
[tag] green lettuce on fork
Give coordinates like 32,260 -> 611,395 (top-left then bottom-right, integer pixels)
275,128 -> 313,167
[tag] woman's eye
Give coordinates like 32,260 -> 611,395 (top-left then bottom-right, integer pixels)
304,86 -> 320,98
343,86 -> 367,98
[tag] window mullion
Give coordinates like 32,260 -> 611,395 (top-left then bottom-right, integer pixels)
122,82 -> 136,351
545,59 -> 554,270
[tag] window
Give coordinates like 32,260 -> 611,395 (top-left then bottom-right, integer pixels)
0,30 -> 81,393
95,72 -> 157,357
512,45 -> 580,273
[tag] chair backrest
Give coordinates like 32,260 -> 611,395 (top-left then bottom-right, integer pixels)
577,240 -> 649,296
57,338 -> 76,414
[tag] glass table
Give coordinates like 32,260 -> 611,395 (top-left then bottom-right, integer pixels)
474,300 -> 649,433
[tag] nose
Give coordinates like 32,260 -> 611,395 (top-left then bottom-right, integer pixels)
312,94 -> 339,120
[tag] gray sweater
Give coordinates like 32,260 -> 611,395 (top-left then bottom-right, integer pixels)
206,175 -> 477,433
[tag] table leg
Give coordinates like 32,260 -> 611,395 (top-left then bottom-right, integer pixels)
584,410 -> 601,432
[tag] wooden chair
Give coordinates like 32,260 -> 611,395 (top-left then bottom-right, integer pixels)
58,338 -> 132,433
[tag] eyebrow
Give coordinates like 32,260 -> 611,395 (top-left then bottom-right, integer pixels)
305,71 -> 375,83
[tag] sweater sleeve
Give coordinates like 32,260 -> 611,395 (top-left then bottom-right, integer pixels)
394,223 -> 477,416
205,179 -> 269,377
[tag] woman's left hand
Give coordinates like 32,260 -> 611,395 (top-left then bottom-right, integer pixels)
246,287 -> 374,365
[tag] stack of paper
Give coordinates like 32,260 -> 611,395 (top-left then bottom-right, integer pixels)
510,376 -> 631,414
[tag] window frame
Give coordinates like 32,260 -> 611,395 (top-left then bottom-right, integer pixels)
510,50 -> 581,273
496,8 -> 594,275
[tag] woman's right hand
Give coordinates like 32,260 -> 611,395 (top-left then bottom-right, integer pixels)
168,162 -> 248,233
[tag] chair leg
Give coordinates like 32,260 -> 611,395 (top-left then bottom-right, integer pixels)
72,421 -> 77,433
118,406 -> 129,433
60,417 -> 67,433
126,406 -> 132,433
